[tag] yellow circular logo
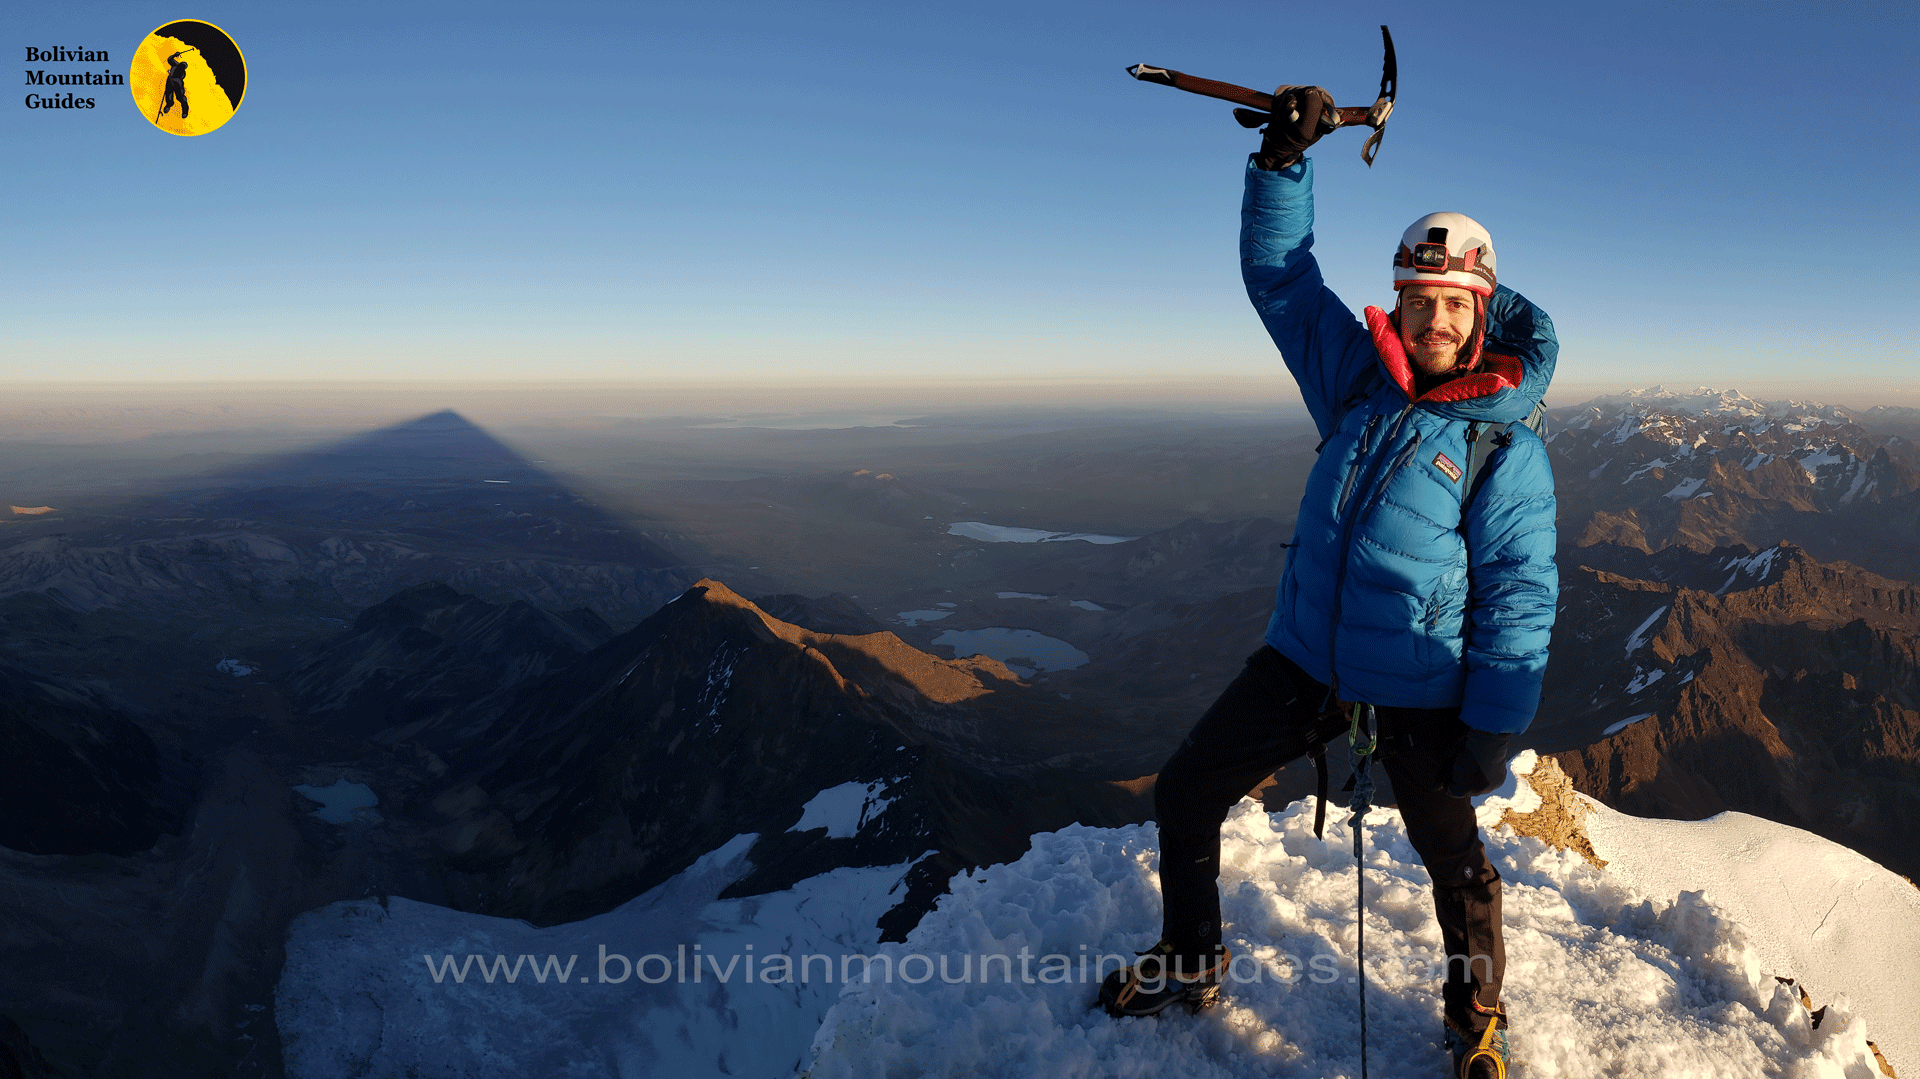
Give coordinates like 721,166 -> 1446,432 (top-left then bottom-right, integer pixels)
130,20 -> 246,136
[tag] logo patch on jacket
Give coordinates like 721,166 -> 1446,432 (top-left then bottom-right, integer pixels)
1433,452 -> 1462,483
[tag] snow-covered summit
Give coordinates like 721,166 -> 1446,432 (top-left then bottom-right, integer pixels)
272,755 -> 1918,1078
803,752 -> 1915,1079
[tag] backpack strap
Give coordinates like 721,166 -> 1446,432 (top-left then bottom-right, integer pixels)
1459,420 -> 1502,512
1460,399 -> 1547,518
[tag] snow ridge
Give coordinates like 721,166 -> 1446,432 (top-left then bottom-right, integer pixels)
273,762 -> 1919,1079
802,758 -> 1907,1079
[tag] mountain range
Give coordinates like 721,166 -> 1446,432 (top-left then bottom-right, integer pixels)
3,388 -> 1917,1076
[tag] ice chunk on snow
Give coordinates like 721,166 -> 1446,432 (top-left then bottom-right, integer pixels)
1625,606 -> 1667,657
1797,448 -> 1846,477
1624,457 -> 1673,482
1724,547 -> 1780,580
1664,477 -> 1705,499
216,658 -> 256,677
1839,467 -> 1871,504
1626,668 -> 1665,694
792,781 -> 893,839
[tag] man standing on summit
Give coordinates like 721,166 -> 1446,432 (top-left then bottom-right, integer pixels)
1098,87 -> 1558,1079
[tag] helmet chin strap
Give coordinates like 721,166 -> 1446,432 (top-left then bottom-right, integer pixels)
1462,295 -> 1486,370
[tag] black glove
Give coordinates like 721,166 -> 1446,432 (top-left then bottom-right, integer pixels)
1255,85 -> 1337,170
1445,729 -> 1512,799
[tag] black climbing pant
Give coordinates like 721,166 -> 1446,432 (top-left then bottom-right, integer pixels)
1152,645 -> 1505,1031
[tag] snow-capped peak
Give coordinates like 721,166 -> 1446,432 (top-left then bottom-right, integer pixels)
1608,386 -> 1770,418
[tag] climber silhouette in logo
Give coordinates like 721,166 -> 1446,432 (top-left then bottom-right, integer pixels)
156,47 -> 196,121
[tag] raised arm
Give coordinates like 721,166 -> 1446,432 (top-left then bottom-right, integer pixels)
1241,158 -> 1379,437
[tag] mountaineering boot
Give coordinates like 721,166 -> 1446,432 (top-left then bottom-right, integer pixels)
1095,942 -> 1230,1017
1443,1000 -> 1509,1079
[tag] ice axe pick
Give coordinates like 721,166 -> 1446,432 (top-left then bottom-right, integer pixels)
1126,25 -> 1397,166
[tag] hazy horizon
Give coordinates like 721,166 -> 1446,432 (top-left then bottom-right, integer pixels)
0,375 -> 1912,442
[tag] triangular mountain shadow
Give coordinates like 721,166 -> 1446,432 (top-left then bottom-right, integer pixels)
0,411 -> 732,628
113,409 -> 689,571
214,410 -> 547,482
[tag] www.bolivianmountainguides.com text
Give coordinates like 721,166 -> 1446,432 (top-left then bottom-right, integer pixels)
420,945 -> 1495,988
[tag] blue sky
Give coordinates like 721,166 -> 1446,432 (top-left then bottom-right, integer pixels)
4,1 -> 1915,403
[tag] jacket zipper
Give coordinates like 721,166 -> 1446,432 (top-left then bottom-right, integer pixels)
1357,431 -> 1423,532
1323,405 -> 1416,703
1335,414 -> 1382,519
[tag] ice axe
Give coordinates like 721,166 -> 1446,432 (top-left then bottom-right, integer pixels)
1126,25 -> 1397,166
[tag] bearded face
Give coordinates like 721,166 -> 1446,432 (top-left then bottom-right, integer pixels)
1397,284 -> 1478,375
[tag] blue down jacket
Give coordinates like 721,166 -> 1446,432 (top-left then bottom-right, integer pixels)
1243,158 -> 1558,735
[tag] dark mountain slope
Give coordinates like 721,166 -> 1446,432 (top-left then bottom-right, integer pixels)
281,579 -> 1153,930
0,659 -> 190,856
1544,543 -> 1920,878
284,581 -> 613,744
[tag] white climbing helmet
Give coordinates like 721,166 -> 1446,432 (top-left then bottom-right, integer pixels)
1392,212 -> 1496,297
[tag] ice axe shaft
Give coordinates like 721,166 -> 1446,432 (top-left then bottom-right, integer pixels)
1123,67 -> 1376,128
1126,25 -> 1397,165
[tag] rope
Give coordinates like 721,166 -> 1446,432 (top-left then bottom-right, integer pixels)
1356,811 -> 1369,1079
1347,702 -> 1377,1079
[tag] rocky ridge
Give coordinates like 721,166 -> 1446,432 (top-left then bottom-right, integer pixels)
1547,386 -> 1920,581
279,578 -> 1155,932
1546,541 -> 1920,879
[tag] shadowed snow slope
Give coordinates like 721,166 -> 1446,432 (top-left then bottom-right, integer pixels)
276,836 -> 919,1078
